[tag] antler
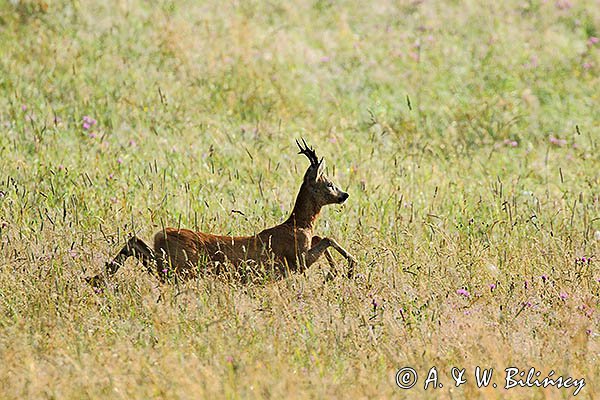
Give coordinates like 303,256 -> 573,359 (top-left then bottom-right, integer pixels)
296,138 -> 322,166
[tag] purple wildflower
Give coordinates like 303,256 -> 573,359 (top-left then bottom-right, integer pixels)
555,0 -> 572,10
489,283 -> 496,291
587,37 -> 599,46
82,115 -> 97,130
456,288 -> 470,297
559,292 -> 568,300
549,136 -> 567,146
528,55 -> 539,68
371,296 -> 379,310
82,115 -> 97,125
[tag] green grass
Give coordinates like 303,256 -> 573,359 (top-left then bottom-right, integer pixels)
0,0 -> 599,398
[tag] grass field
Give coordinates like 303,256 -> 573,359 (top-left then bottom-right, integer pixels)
1,0 -> 599,398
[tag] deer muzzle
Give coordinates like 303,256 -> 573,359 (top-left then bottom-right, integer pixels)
338,192 -> 349,203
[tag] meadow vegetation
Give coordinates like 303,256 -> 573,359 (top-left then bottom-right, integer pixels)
0,0 -> 599,398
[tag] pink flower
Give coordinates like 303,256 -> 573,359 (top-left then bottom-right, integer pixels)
587,36 -> 599,46
456,288 -> 470,297
526,55 -> 538,68
117,158 -> 123,164
582,62 -> 593,70
555,0 -> 572,10
559,292 -> 568,300
489,283 -> 496,291
549,136 -> 567,146
82,115 -> 98,130
21,105 -> 27,111
82,115 -> 97,125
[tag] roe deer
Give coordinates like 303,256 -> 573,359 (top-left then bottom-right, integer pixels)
87,139 -> 356,286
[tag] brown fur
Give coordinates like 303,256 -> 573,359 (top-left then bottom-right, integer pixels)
87,140 -> 356,285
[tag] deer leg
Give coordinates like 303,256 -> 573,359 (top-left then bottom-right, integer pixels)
105,236 -> 156,275
87,237 -> 157,288
326,238 -> 356,278
303,237 -> 356,278
311,236 -> 337,280
311,236 -> 336,269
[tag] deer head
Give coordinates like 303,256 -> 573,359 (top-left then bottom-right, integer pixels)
296,139 -> 349,205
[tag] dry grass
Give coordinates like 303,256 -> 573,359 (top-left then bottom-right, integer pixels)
0,0 -> 599,398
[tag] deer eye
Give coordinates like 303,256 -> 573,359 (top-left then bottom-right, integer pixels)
326,182 -> 333,188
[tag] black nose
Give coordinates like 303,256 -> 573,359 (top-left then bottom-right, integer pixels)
339,192 -> 349,203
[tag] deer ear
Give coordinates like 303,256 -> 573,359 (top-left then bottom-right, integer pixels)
317,158 -> 325,177
304,164 -> 319,183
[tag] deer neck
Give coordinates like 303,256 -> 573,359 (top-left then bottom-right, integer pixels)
285,183 -> 321,230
